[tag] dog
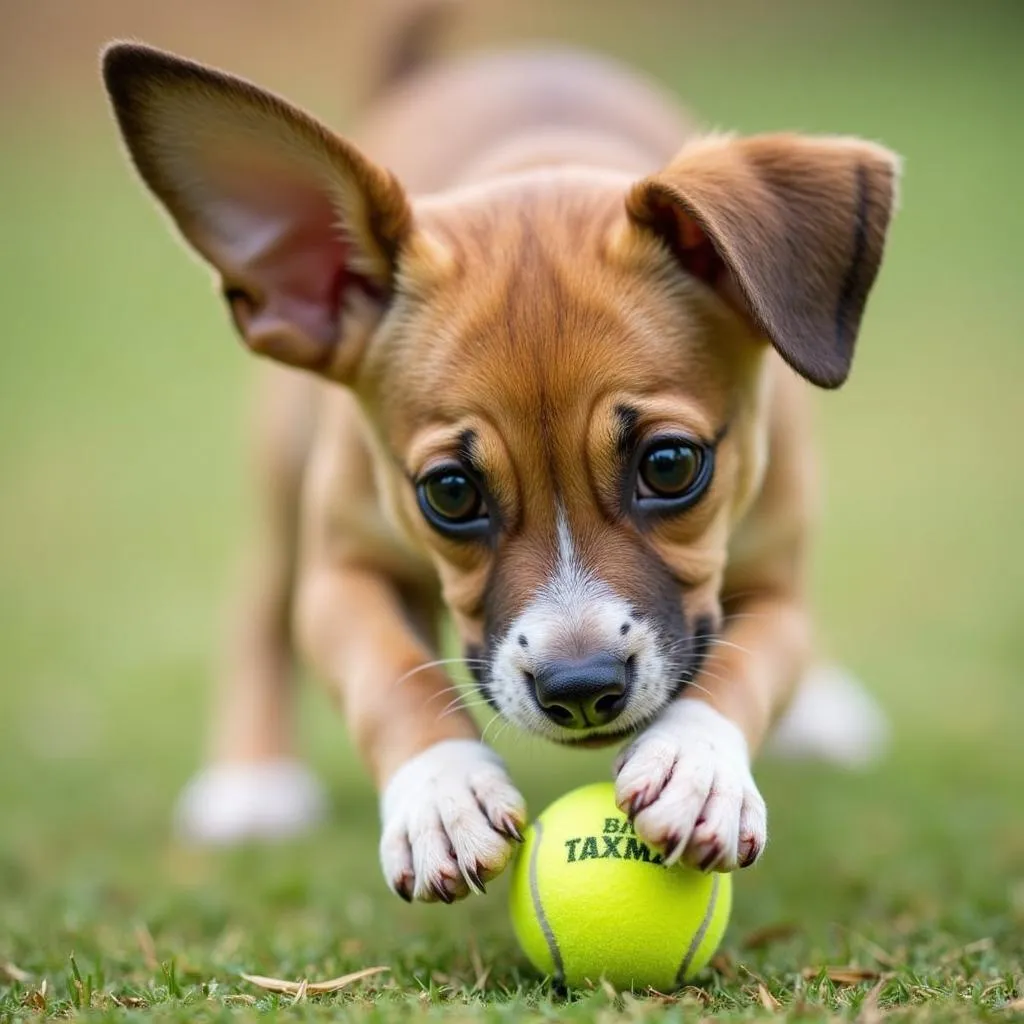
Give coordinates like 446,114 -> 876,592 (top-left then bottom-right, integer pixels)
101,5 -> 898,903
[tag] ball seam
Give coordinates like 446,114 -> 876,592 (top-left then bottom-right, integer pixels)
675,871 -> 721,984
528,818 -> 565,982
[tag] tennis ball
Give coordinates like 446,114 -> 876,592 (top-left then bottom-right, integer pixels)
509,781 -> 731,991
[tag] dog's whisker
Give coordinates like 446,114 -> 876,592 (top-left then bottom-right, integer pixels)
673,679 -> 717,700
671,657 -> 729,681
663,638 -> 709,655
434,693 -> 475,717
488,710 -> 520,747
661,635 -> 755,664
661,638 -> 718,659
683,674 -> 731,697
660,652 -> 725,694
393,657 -> 487,689
662,629 -> 722,648
690,684 -> 714,699
720,587 -> 776,605
438,705 -> 494,723
685,676 -> 725,696
686,662 -> 727,678
703,637 -> 755,657
490,718 -> 516,747
480,712 -> 507,746
719,611 -> 777,625
436,696 -> 495,720
421,681 -> 480,708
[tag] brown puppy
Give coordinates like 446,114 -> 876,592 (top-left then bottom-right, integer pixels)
102,12 -> 898,901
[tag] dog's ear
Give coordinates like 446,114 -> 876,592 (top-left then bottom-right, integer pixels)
626,134 -> 900,388
102,42 -> 411,379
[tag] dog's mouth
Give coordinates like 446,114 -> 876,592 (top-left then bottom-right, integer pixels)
551,726 -> 637,749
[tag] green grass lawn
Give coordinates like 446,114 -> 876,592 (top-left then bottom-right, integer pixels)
1,4 -> 1022,1021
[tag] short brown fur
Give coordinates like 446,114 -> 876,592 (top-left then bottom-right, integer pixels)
101,14 -> 899,885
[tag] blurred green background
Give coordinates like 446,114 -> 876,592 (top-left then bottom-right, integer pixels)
0,0 -> 1021,1018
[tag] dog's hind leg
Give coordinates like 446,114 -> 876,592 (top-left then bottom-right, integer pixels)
175,365 -> 327,843
766,664 -> 890,768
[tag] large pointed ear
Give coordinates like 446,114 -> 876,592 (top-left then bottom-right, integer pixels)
626,134 -> 900,388
102,42 -> 412,378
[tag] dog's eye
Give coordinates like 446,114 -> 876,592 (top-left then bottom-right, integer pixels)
417,466 -> 488,535
636,438 -> 712,507
423,470 -> 481,521
639,442 -> 700,496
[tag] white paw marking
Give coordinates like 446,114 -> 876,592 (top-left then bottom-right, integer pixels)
614,701 -> 767,872
174,760 -> 327,844
379,739 -> 526,903
767,665 -> 890,767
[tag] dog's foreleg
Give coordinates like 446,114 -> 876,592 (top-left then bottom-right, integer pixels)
296,560 -> 526,902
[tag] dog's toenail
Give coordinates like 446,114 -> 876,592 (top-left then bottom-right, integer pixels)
739,838 -> 761,867
466,865 -> 486,894
628,792 -> 650,819
699,846 -> 720,872
394,877 -> 413,903
500,816 -> 524,843
432,880 -> 455,904
664,835 -> 685,864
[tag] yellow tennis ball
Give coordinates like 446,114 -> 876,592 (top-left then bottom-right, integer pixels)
509,781 -> 732,991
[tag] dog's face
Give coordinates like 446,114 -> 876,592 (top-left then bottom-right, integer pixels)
103,45 -> 898,745
360,174 -> 771,744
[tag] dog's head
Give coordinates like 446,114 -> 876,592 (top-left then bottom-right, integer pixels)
103,44 -> 899,745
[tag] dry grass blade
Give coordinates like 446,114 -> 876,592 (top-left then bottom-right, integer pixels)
834,924 -> 899,967
938,937 -> 994,965
22,978 -> 47,1012
241,965 -> 390,995
741,923 -> 800,949
856,977 -> 887,1024
676,985 -> 711,1006
710,951 -> 737,981
468,936 -> 490,992
757,982 -> 781,1010
134,923 -> 159,971
1,962 -> 32,984
801,965 -> 882,985
23,989 -> 46,1013
110,994 -> 148,1009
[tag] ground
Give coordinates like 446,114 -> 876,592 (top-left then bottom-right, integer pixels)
0,2 -> 1022,1021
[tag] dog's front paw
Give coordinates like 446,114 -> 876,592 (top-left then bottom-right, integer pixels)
379,739 -> 526,903
614,701 -> 766,872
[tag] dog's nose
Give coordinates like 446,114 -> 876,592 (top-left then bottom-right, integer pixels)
532,653 -> 629,729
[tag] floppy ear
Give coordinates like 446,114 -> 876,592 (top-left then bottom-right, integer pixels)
102,42 -> 412,379
626,134 -> 900,388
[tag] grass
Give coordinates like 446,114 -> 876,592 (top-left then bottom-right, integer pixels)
1,3 -> 1022,1020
